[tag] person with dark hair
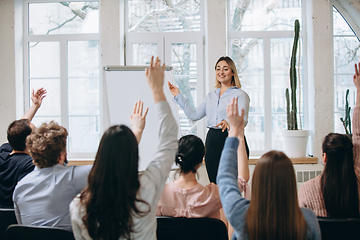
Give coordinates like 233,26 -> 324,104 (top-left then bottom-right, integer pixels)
12,120 -> 92,229
156,133 -> 249,220
0,88 -> 46,208
298,62 -> 360,218
69,56 -> 178,240
168,56 -> 250,184
217,97 -> 321,240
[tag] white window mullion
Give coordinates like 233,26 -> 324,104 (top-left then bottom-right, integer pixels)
264,36 -> 272,152
60,40 -> 68,129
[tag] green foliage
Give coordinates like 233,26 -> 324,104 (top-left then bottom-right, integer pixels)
340,89 -> 352,134
286,19 -> 300,130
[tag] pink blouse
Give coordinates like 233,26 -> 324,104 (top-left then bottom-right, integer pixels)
156,177 -> 249,219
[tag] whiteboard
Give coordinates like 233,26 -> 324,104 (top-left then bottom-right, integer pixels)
104,66 -> 180,170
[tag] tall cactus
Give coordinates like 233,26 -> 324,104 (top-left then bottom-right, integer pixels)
286,19 -> 300,130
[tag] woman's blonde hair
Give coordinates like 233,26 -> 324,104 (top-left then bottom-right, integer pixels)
26,121 -> 68,168
214,56 -> 241,88
246,151 -> 308,240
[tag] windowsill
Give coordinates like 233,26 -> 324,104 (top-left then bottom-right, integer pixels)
68,157 -> 319,166
248,156 -> 318,165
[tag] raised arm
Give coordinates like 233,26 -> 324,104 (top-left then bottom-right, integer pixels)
227,97 -> 250,182
353,62 -> 360,178
21,88 -> 47,121
217,98 -> 250,230
130,100 -> 149,144
145,57 -> 166,103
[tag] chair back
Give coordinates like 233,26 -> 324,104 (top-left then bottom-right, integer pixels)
5,224 -> 75,240
0,208 -> 17,239
156,216 -> 228,240
317,217 -> 360,240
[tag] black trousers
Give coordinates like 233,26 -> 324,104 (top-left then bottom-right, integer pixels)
204,128 -> 249,184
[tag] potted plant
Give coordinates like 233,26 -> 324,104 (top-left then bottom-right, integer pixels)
282,19 -> 310,158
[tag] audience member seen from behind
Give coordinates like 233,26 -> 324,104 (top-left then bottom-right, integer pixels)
156,133 -> 250,220
0,88 -> 46,208
70,56 -> 178,240
13,121 -> 92,229
217,97 -> 321,240
299,62 -> 360,218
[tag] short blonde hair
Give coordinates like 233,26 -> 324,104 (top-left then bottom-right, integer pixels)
214,56 -> 241,88
26,121 -> 68,168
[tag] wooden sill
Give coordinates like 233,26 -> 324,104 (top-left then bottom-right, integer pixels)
249,157 -> 318,165
68,157 -> 319,166
68,160 -> 93,166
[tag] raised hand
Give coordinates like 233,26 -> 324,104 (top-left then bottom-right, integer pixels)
145,56 -> 166,103
354,62 -> 360,90
227,97 -> 245,138
130,100 -> 149,144
31,88 -> 47,109
168,81 -> 180,97
215,120 -> 230,132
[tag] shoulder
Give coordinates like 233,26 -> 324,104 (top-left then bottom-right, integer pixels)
0,143 -> 12,153
300,207 -> 319,228
299,175 -> 321,195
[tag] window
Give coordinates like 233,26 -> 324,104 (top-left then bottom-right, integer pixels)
228,0 -> 306,155
24,1 -> 101,158
333,6 -> 360,134
125,0 -> 205,138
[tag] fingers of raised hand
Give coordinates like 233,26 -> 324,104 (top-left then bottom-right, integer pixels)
143,107 -> 149,118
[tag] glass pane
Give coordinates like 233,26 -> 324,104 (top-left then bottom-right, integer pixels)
231,38 -> 264,151
333,6 -> 360,133
68,78 -> 99,115
229,0 -> 302,31
271,38 -> 304,151
333,7 -> 356,36
334,37 -> 360,74
132,43 -> 158,65
68,116 -> 100,152
28,2 -> 99,35
171,43 -> 197,135
31,117 -> 61,129
29,42 -> 60,78
68,41 -> 100,77
29,78 -> 61,116
127,0 -> 201,32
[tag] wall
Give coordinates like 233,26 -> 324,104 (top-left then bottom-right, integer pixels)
0,0 -> 17,144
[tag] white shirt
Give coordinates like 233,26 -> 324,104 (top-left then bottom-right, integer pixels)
70,101 -> 178,240
173,87 -> 250,128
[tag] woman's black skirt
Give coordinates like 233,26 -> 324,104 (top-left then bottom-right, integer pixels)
204,128 -> 249,184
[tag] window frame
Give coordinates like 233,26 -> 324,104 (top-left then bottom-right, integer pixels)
124,0 -> 206,140
23,0 -> 102,159
227,0 -> 309,156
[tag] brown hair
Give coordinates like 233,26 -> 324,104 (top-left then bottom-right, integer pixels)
7,119 -> 32,151
26,121 -> 68,168
214,56 -> 241,88
246,151 -> 307,240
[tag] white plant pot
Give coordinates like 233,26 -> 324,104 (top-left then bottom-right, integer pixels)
282,130 -> 310,158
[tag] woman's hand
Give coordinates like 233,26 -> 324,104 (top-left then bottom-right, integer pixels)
215,119 -> 230,132
168,81 -> 180,97
227,97 -> 245,138
354,63 -> 360,107
130,100 -> 149,143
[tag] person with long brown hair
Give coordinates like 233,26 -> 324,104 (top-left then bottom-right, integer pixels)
69,56 -> 178,240
299,62 -> 360,218
217,97 -> 321,240
168,56 -> 250,184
